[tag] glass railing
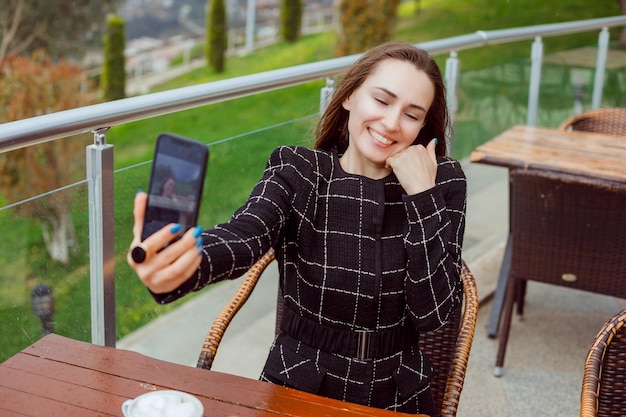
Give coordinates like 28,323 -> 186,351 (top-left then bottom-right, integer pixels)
0,115 -> 319,362
451,52 -> 625,157
3,55 -> 624,361
1,16 -> 625,362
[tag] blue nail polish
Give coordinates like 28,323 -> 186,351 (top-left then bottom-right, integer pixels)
196,238 -> 203,248
434,138 -> 439,146
170,224 -> 181,234
193,226 -> 203,238
136,189 -> 144,195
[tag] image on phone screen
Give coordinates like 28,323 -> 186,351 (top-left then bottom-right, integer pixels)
142,133 -> 209,241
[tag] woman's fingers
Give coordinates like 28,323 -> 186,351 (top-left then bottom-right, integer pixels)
145,249 -> 203,294
386,139 -> 439,195
146,226 -> 203,293
156,226 -> 202,267
127,190 -> 204,294
427,137 -> 439,166
128,222 -> 180,265
129,226 -> 203,293
151,240 -> 203,292
131,191 -> 148,246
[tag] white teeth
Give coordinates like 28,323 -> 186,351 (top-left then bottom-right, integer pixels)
369,129 -> 393,145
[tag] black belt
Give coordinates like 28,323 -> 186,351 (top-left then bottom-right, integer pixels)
280,306 -> 418,361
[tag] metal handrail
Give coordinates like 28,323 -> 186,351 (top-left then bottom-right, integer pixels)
1,15 -> 625,152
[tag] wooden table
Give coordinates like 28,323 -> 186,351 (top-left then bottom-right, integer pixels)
0,334 -> 426,417
471,125 -> 626,338
471,124 -> 626,182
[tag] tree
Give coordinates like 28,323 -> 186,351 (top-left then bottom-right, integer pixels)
0,51 -> 91,264
101,14 -> 126,101
336,0 -> 400,56
0,0 -> 121,68
281,0 -> 303,43
206,0 -> 227,73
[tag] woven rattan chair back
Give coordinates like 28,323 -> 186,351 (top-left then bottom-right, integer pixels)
197,249 -> 478,417
559,107 -> 626,136
423,261 -> 478,417
580,308 -> 626,417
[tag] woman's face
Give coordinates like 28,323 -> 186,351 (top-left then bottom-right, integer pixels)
342,58 -> 435,175
162,178 -> 176,197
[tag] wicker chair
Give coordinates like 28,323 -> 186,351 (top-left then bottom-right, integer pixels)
580,308 -> 626,417
494,169 -> 626,376
197,248 -> 479,417
559,107 -> 626,136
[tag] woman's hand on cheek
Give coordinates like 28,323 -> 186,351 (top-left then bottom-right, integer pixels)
386,138 -> 438,195
127,192 -> 203,294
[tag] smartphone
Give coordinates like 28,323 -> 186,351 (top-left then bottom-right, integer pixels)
141,133 -> 209,242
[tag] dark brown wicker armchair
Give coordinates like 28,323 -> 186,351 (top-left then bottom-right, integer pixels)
580,308 -> 626,417
559,107 -> 626,136
494,169 -> 626,376
197,249 -> 479,417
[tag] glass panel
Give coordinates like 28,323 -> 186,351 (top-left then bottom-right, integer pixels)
454,57 -> 531,159
0,183 -> 91,362
0,115 -> 317,361
451,40 -> 625,160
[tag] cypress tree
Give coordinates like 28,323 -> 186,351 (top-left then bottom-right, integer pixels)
281,0 -> 303,43
101,14 -> 126,100
336,0 -> 400,56
206,0 -> 227,73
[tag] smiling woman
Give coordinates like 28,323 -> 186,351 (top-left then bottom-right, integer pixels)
126,42 -> 467,417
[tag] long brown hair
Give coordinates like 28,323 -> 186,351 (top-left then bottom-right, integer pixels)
314,42 -> 448,156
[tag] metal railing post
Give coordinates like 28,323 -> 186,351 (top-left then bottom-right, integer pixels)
87,128 -> 116,347
527,36 -> 543,127
445,51 -> 460,156
245,0 -> 257,52
591,27 -> 610,109
320,77 -> 335,114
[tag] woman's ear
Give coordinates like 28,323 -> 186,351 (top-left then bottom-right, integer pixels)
342,96 -> 351,111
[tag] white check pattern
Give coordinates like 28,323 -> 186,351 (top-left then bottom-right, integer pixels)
153,145 -> 467,414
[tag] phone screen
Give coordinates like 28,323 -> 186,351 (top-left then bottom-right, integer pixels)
141,133 -> 209,241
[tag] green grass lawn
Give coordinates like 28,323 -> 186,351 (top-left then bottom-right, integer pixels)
0,0 -> 622,362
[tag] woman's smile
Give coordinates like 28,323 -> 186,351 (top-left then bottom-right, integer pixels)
368,127 -> 394,146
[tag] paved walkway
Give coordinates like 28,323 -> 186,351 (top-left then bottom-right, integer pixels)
117,161 -> 624,416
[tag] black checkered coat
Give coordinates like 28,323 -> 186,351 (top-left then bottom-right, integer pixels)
153,146 -> 467,415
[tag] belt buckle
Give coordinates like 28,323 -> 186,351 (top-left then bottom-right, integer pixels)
356,330 -> 373,361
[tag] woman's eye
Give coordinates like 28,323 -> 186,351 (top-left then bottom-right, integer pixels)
374,97 -> 388,105
406,113 -> 419,121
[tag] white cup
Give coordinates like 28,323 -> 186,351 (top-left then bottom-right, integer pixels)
121,390 -> 204,417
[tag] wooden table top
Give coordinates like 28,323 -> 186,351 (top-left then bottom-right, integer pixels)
0,334 -> 425,417
470,125 -> 626,183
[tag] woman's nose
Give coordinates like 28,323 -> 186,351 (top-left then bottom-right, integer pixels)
381,109 -> 401,132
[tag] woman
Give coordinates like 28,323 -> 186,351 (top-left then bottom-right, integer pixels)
128,42 -> 466,415
159,176 -> 177,198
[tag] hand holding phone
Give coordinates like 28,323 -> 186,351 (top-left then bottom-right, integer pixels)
128,192 -> 205,293
131,132 -> 209,263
